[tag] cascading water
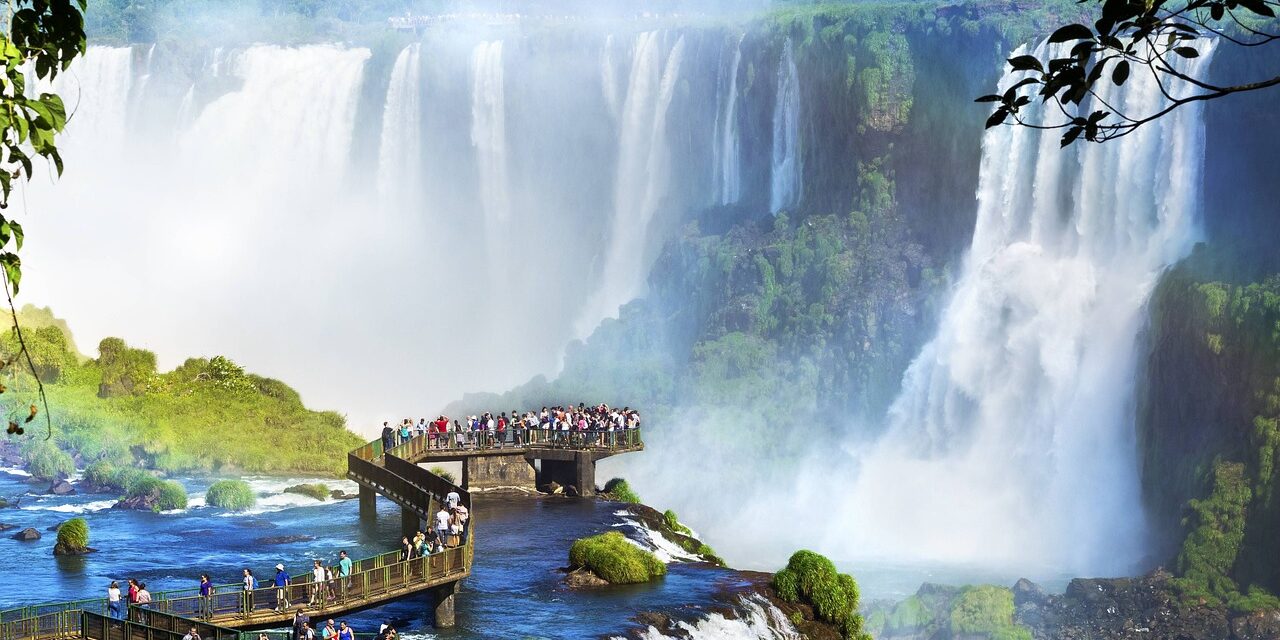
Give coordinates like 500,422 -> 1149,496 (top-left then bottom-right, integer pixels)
711,34 -> 744,206
378,44 -> 424,211
769,39 -> 801,214
575,32 -> 686,337
470,40 -> 510,246
54,47 -> 133,157
823,40 -> 1218,575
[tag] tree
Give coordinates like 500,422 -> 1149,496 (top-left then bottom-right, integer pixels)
979,0 -> 1280,145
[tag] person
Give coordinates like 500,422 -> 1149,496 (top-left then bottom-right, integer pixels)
324,565 -> 337,603
400,536 -> 414,561
242,568 -> 257,613
182,626 -> 201,640
301,622 -> 316,640
199,574 -> 215,619
445,488 -> 460,510
127,578 -> 139,607
292,608 -> 310,640
338,621 -> 354,640
412,531 -> 425,557
380,421 -> 393,453
399,420 -> 411,446
337,550 -> 352,594
320,619 -> 337,640
135,582 -> 152,625
107,581 -> 122,620
310,560 -> 325,605
434,506 -> 451,548
452,503 -> 470,543
273,563 -> 291,611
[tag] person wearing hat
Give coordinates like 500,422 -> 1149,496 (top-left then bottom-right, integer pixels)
273,564 -> 291,611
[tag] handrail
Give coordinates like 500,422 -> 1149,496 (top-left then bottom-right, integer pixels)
384,427 -> 643,460
81,610 -> 241,640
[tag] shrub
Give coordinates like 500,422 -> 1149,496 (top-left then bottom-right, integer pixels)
285,483 -> 329,501
56,517 -> 89,550
602,477 -> 641,504
569,531 -> 666,584
949,585 -> 1031,640
429,466 -> 456,484
23,439 -> 74,480
206,479 -> 256,511
772,550 -> 871,640
127,477 -> 188,511
662,509 -> 692,535
83,460 -> 116,487
112,468 -> 152,494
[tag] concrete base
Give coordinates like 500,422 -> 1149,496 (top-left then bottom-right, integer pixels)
430,581 -> 459,628
359,485 -> 376,519
462,454 -> 537,492
537,452 -> 596,496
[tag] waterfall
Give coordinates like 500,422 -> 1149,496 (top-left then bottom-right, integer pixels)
470,40 -> 510,245
54,47 -> 134,158
378,44 -> 424,211
575,32 -> 686,338
712,34 -> 744,206
828,41 -> 1217,574
769,39 -> 801,214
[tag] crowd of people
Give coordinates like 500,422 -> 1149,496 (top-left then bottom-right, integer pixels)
379,403 -> 642,452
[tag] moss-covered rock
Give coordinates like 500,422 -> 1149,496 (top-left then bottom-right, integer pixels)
601,477 -> 641,504
949,585 -> 1031,640
284,483 -> 329,501
772,550 -> 870,640
53,517 -> 93,555
22,439 -> 74,481
568,531 -> 666,585
116,477 -> 187,512
206,479 -> 256,512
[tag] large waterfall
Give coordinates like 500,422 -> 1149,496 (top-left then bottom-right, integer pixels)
378,43 -> 423,211
712,34 -> 744,206
822,42 -> 1218,574
769,39 -> 801,214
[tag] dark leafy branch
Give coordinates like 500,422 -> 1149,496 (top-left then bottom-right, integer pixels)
0,0 -> 88,437
978,0 -> 1280,146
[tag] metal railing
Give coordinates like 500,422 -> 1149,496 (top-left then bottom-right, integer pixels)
81,610 -> 240,640
384,427 -> 643,458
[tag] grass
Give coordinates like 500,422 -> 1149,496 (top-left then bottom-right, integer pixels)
429,466 -> 456,484
568,531 -> 666,584
55,517 -> 89,551
602,478 -> 641,504
126,477 -> 188,512
949,585 -> 1031,640
206,479 -> 257,511
773,550 -> 871,640
22,438 -> 74,481
285,483 -> 329,501
663,509 -> 692,535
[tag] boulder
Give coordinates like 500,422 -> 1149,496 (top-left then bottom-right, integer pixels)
542,481 -> 563,495
564,485 -> 580,497
330,489 -> 357,500
53,541 -> 96,556
46,522 -> 65,532
12,527 -> 41,541
0,522 -> 15,531
1012,578 -> 1048,607
563,568 -> 610,588
114,493 -> 158,511
48,480 -> 76,496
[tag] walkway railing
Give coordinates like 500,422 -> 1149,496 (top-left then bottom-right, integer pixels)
385,427 -> 644,459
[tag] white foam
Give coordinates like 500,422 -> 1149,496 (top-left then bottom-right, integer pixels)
611,509 -> 701,564
0,466 -> 32,477
21,499 -> 116,514
619,595 -> 801,640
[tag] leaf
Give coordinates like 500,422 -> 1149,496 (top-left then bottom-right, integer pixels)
1174,46 -> 1200,58
1236,0 -> 1276,17
975,94 -> 1002,103
1008,55 -> 1044,73
1049,23 -> 1095,43
25,403 -> 37,423
1211,3 -> 1225,19
1113,60 -> 1131,85
1061,126 -> 1084,147
985,108 -> 1009,129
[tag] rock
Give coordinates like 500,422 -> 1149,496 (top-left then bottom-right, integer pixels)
0,522 -> 15,531
47,480 -> 76,496
1012,578 -> 1047,607
563,568 -> 610,588
1231,609 -> 1280,640
542,481 -> 563,495
114,493 -> 158,511
255,535 -> 316,545
46,521 -> 65,532
283,484 -> 329,501
12,527 -> 41,541
330,490 -> 357,500
53,542 -> 96,556
564,485 -> 580,497
0,497 -> 11,508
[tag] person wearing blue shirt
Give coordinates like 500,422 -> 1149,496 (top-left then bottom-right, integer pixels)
273,563 -> 291,611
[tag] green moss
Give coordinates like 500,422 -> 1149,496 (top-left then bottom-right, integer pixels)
772,550 -> 870,639
22,439 -> 74,481
127,477 -> 188,512
949,585 -> 1030,640
602,478 -> 641,504
568,531 -> 666,584
206,479 -> 256,512
887,595 -> 931,632
429,466 -> 456,485
1173,460 -> 1252,608
663,509 -> 692,535
285,483 -> 329,501
55,517 -> 89,550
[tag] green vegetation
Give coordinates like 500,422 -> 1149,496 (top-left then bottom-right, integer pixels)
949,585 -> 1031,640
429,466 -> 456,485
206,479 -> 257,512
55,517 -> 89,550
126,476 -> 188,512
601,478 -> 641,504
285,483 -> 330,501
663,509 -> 691,535
22,438 -> 74,481
3,308 -> 361,478
568,531 -> 666,584
772,550 -> 871,640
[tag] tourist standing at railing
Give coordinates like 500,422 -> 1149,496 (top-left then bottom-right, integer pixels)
434,506 -> 450,548
301,621 -> 316,640
496,413 -> 507,448
400,536 -> 414,561
127,578 -> 139,607
321,619 -> 337,640
273,564 -> 291,611
198,574 -> 215,619
399,420 -> 411,446
338,621 -> 354,640
380,422 -> 393,453
243,568 -> 257,613
107,581 -> 122,619
182,625 -> 201,640
135,582 -> 152,625
338,550 -> 352,592
309,560 -> 326,605
292,608 -> 310,640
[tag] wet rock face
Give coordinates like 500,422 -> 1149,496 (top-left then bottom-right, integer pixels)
48,480 -> 76,495
12,527 -> 41,541
114,493 -> 158,511
53,542 -> 96,556
563,568 -> 610,588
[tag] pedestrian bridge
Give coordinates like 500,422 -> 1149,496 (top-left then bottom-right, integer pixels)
0,428 -> 644,639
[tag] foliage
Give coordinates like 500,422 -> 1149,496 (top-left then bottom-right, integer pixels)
55,517 -> 88,550
568,531 -> 666,584
285,483 -> 329,501
772,550 -> 871,639
663,509 -> 692,535
949,585 -> 1031,640
206,479 -> 256,511
602,478 -> 641,504
127,476 -> 188,512
981,0 -> 1280,144
429,466 -> 456,484
96,338 -> 157,397
886,595 -> 931,632
21,437 -> 73,480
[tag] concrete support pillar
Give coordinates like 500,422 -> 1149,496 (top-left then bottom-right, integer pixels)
461,460 -> 470,490
575,452 -> 596,497
464,454 -> 537,492
402,507 -> 421,538
430,581 -> 459,628
358,484 -> 376,519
